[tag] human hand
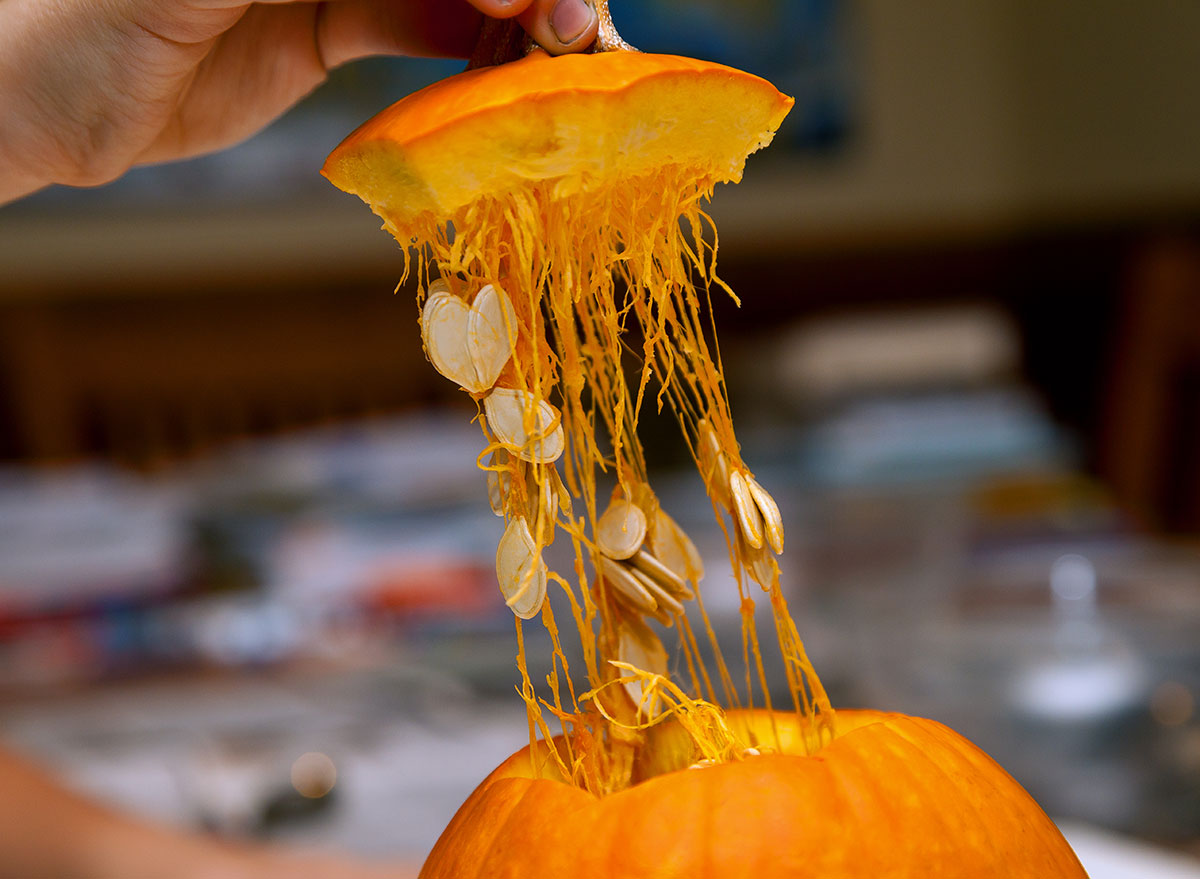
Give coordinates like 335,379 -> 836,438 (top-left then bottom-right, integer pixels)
0,0 -> 600,203
0,742 -> 424,879
177,839 -> 421,879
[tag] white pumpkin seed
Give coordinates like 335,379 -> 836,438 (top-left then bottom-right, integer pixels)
739,529 -> 777,590
697,419 -> 732,507
496,516 -> 547,619
629,565 -> 685,618
746,475 -> 784,554
598,555 -> 657,613
596,498 -> 647,560
527,465 -> 558,542
648,508 -> 704,586
422,291 -> 483,391
729,469 -> 765,550
485,449 -> 509,517
484,388 -> 565,464
616,617 -> 668,714
628,548 -> 691,601
467,284 -> 518,391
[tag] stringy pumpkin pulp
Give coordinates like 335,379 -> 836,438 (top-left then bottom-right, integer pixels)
325,49 -> 830,792
323,46 -> 1086,878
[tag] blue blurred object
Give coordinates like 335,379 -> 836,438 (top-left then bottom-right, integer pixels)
612,0 -> 853,151
798,389 -> 1073,488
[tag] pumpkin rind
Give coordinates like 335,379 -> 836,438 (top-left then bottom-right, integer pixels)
420,710 -> 1087,879
321,51 -> 794,225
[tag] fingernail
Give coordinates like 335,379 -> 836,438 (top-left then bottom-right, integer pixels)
550,0 -> 595,45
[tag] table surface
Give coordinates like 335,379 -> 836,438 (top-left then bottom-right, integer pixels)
1061,823 -> 1200,879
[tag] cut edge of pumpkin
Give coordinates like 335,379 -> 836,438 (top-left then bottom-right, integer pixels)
478,709 -> 899,793
322,51 -> 793,225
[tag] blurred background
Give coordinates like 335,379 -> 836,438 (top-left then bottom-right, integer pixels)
1,0 -> 1199,872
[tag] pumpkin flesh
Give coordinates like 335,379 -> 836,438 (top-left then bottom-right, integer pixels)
322,51 -> 792,225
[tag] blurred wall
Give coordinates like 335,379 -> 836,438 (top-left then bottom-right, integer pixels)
2,1 -> 1199,508
718,0 -> 1200,249
1008,0 -> 1200,213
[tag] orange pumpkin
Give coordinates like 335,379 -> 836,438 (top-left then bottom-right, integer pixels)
324,16 -> 1086,877
422,710 -> 1086,878
321,50 -> 792,228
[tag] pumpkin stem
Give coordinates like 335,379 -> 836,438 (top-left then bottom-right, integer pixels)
591,0 -> 638,53
467,0 -> 636,70
466,18 -> 533,70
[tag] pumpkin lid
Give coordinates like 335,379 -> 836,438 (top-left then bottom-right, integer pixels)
321,50 -> 793,227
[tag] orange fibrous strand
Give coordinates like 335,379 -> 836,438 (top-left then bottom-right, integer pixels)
384,167 -> 832,793
584,663 -> 750,763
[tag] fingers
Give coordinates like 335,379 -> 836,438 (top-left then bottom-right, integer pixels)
314,0 -> 599,70
518,0 -> 598,55
317,1 -> 485,66
464,0 -> 534,18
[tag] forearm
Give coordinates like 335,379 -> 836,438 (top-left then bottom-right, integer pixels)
0,163 -> 47,206
0,746 -> 414,879
0,0 -> 168,206
0,746 -> 197,879
0,1 -> 48,204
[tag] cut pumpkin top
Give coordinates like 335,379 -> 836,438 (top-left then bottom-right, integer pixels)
321,50 -> 793,226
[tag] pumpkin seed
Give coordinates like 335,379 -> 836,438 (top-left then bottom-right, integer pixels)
422,290 -> 482,391
596,497 -> 647,560
649,507 -> 704,586
739,529 -> 777,590
746,474 -> 784,554
598,554 -> 657,613
527,464 -> 559,544
628,564 -> 685,618
628,547 -> 691,601
616,617 -> 668,714
729,469 -> 765,550
484,388 -> 565,464
496,516 -> 547,619
421,281 -> 517,394
697,419 -> 731,507
485,449 -> 509,517
467,284 -> 518,391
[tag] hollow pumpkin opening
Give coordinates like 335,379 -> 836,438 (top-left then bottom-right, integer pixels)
420,708 -> 1085,879
490,709 -> 899,789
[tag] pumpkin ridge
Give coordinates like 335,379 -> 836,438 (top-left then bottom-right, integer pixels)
418,778 -> 522,878
905,719 -> 1086,873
